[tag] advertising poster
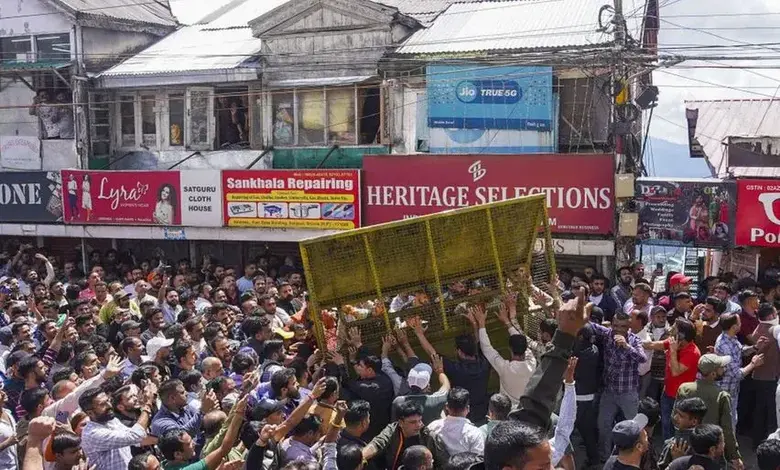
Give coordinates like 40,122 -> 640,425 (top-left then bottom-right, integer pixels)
222,170 -> 361,230
362,154 -> 614,235
636,178 -> 736,248
0,171 -> 62,223
736,179 -> 780,247
61,170 -> 222,226
427,65 -> 553,131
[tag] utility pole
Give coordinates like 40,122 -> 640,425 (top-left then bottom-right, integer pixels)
611,0 -> 635,271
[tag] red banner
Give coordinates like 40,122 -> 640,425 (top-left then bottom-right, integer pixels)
362,154 -> 614,234
222,170 -> 361,230
736,179 -> 780,246
62,170 -> 182,225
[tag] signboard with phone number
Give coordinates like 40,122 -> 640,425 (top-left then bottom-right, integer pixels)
221,170 -> 361,230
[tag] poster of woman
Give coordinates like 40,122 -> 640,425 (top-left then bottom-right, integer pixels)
153,183 -> 177,225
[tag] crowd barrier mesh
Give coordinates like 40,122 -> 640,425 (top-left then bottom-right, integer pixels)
299,194 -> 557,351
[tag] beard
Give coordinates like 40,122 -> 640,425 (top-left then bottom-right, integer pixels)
167,300 -> 179,308
286,387 -> 301,400
92,409 -> 115,423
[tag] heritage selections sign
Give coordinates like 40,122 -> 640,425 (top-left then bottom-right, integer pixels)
222,170 -> 361,230
362,154 -> 614,234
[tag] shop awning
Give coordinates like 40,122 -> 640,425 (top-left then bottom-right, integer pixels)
0,61 -> 72,90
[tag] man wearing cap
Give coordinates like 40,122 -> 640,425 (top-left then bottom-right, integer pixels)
145,337 -> 174,381
624,283 -> 654,316
391,356 -> 450,426
603,414 -> 650,470
99,290 -> 139,326
676,354 -> 741,468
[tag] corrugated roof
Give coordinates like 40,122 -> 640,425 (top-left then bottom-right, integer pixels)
47,0 -> 177,27
200,0 -> 292,29
687,99 -> 780,179
396,0 -> 646,54
373,0 -> 479,23
100,25 -> 262,77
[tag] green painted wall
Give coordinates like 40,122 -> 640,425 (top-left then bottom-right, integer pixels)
272,145 -> 389,169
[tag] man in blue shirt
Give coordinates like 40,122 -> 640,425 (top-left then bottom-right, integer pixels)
151,378 -> 218,438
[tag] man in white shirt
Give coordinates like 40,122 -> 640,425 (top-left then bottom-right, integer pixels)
428,387 -> 484,456
629,309 -> 652,397
472,300 -> 536,405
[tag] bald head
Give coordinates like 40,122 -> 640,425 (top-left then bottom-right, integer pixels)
52,380 -> 77,401
202,410 -> 227,438
201,357 -> 223,381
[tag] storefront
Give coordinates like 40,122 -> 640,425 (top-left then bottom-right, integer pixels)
0,169 -> 359,269
734,179 -> 780,281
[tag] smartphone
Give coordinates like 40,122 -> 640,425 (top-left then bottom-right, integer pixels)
656,263 -> 663,270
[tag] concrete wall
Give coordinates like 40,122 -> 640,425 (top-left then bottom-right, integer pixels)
0,0 -> 72,37
0,80 -> 38,137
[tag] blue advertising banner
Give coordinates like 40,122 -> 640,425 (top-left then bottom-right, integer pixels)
427,65 -> 553,131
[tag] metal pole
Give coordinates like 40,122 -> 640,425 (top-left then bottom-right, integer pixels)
81,238 -> 88,273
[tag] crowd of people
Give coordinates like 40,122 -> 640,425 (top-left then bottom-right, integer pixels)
1,243 -> 780,470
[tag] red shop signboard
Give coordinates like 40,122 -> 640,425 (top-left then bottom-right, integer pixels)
736,179 -> 780,246
362,154 -> 615,234
61,170 -> 182,225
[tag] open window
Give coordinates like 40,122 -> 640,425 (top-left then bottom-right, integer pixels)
215,86 -> 250,149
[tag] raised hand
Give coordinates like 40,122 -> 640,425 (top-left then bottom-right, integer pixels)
431,353 -> 444,374
311,377 -> 329,399
564,356 -> 578,384
103,355 -> 124,379
468,304 -> 487,328
557,287 -> 587,336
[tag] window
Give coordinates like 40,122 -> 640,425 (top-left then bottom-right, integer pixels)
140,95 -> 156,147
327,88 -> 355,144
169,94 -> 185,147
187,88 -> 213,150
90,93 -> 111,156
359,87 -> 381,145
215,87 -> 249,148
119,96 -> 136,147
271,85 -> 383,147
273,92 -> 295,146
0,36 -> 33,63
36,34 -> 70,62
298,89 -> 326,145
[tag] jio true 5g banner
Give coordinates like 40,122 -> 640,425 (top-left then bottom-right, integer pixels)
636,178 -> 736,248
